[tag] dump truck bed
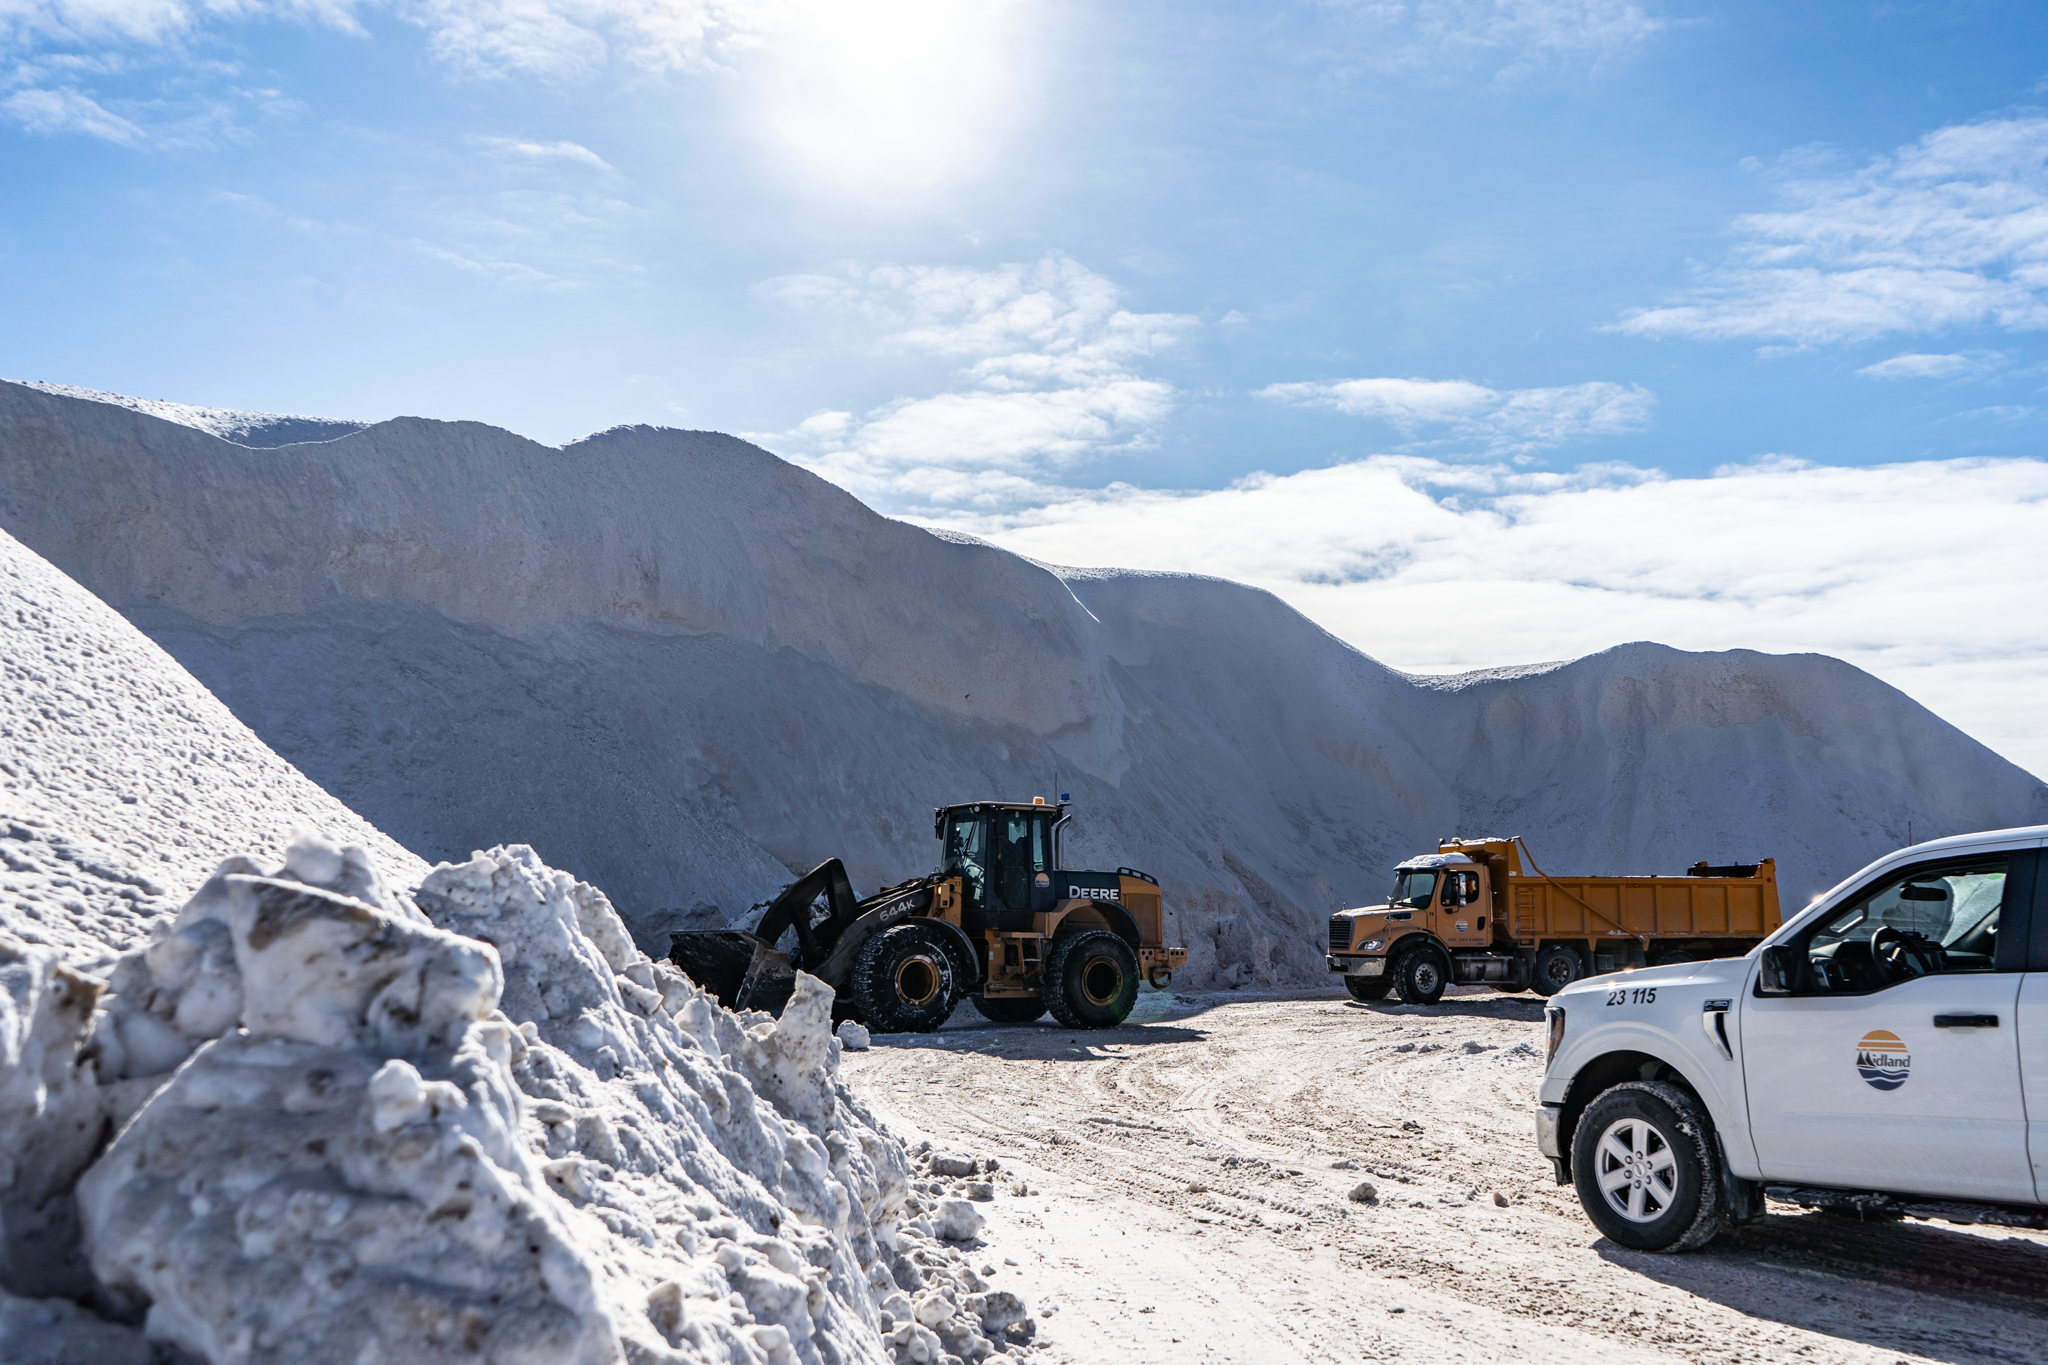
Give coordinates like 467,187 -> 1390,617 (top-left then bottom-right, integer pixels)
1501,870 -> 1780,946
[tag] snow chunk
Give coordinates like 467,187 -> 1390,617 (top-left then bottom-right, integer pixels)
0,935 -> 104,1300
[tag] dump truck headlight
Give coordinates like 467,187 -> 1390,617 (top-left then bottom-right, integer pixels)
1359,939 -> 1384,952
1544,1007 -> 1565,1068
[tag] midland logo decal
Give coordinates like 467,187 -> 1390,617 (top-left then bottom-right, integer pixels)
1855,1030 -> 1910,1091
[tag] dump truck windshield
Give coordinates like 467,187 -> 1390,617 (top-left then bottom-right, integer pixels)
1390,869 -> 1437,909
941,814 -> 986,904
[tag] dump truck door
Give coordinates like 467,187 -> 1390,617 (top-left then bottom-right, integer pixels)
990,807 -> 1057,929
1438,868 -> 1491,947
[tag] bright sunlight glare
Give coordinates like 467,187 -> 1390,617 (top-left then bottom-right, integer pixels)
747,0 -> 1029,197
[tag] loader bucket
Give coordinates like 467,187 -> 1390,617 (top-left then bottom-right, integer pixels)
668,930 -> 800,1016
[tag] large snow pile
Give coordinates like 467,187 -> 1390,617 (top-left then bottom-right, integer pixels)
3,379 -> 2043,989
0,531 -> 1027,1364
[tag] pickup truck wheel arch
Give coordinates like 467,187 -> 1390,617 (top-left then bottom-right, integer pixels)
1559,1051 -> 1694,1174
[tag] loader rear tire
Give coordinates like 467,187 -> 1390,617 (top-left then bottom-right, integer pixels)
970,995 -> 1047,1024
1343,977 -> 1392,1002
1045,931 -> 1139,1029
850,923 -> 957,1034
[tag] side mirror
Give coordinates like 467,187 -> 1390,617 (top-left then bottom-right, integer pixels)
1757,945 -> 1796,995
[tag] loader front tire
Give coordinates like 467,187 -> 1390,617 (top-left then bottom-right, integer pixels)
970,995 -> 1047,1024
851,923 -> 957,1034
1045,931 -> 1139,1029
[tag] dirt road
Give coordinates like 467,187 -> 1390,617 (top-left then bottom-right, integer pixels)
842,987 -> 2048,1365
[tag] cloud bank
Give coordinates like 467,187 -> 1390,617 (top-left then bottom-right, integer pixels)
755,254 -> 1197,511
924,452 -> 2048,778
1617,118 -> 2048,346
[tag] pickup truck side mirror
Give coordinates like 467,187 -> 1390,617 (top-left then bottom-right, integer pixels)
1757,944 -> 1796,995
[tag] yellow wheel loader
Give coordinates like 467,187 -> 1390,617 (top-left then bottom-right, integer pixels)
669,798 -> 1187,1033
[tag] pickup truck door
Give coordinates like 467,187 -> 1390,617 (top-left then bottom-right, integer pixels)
1741,852 -> 2034,1203
2014,846 -> 2047,1201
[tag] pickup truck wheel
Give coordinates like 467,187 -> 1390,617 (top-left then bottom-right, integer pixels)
1343,976 -> 1392,1002
1531,945 -> 1582,997
970,995 -> 1047,1024
1571,1081 -> 1727,1253
1045,930 -> 1139,1029
1393,949 -> 1447,1005
850,923 -> 958,1034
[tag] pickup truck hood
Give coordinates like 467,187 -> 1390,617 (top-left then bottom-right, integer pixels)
1556,954 -> 1752,1001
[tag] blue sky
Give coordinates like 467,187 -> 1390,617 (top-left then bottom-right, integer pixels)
5,0 -> 2047,775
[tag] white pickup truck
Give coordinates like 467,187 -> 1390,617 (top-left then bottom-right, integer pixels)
1536,824 -> 2048,1252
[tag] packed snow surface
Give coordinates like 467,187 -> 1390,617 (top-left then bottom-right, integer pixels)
2,379 -> 2043,990
0,532 -> 1029,1364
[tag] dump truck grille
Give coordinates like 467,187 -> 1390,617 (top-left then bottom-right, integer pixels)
1328,916 -> 1352,952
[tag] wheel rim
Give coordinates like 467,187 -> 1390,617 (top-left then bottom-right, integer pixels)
1544,957 -> 1573,985
1081,956 -> 1124,1006
894,955 -> 944,1007
1594,1116 -> 1679,1223
1412,960 -> 1441,993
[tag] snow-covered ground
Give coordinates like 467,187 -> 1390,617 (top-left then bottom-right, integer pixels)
1,528 -> 1029,1364
846,991 -> 2048,1365
2,379 -> 2041,989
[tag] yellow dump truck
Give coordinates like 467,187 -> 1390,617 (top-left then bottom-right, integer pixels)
1325,837 -> 1782,1004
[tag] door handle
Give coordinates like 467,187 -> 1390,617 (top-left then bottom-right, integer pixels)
1932,1014 -> 1999,1028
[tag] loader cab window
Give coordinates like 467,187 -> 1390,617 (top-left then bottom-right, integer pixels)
1391,870 -> 1437,910
940,813 -> 987,907
995,810 -> 1053,911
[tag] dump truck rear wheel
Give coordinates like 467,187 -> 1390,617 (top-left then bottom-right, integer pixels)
850,923 -> 957,1034
970,995 -> 1047,1024
1045,930 -> 1139,1029
1393,948 -> 1447,1005
1343,976 -> 1391,1002
1532,945 -> 1582,997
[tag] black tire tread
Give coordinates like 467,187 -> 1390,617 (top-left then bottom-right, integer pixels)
849,923 -> 957,1034
1571,1080 -> 1728,1254
1044,930 -> 1139,1029
970,995 -> 1047,1024
1343,976 -> 1392,1002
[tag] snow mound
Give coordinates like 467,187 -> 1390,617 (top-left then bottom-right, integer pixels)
9,380 -> 369,447
0,525 -> 428,963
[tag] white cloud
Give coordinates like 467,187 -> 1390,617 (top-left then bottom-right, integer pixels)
1258,375 -> 1655,455
1856,351 -> 2004,381
470,135 -> 612,168
1325,0 -> 1662,79
922,452 -> 2048,777
2,83 -> 142,139
753,254 -> 1197,511
1618,117 -> 2048,345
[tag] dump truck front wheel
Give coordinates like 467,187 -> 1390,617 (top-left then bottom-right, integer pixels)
1393,948 -> 1448,1005
1343,976 -> 1392,1002
970,995 -> 1047,1024
851,923 -> 957,1033
1045,930 -> 1139,1029
1532,945 -> 1582,997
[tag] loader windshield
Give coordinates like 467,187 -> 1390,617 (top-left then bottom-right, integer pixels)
940,813 -> 986,905
1390,870 -> 1437,909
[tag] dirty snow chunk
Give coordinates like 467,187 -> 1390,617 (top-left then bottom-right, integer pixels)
930,1153 -> 977,1177
1331,1158 -> 1358,1170
0,1290 -> 148,1365
1461,1040 -> 1496,1054
1500,1041 -> 1540,1059
932,1198 -> 985,1242
1493,1192 -> 1511,1207
1348,1181 -> 1378,1204
76,870 -> 608,1365
964,1181 -> 995,1202
837,1020 -> 871,1051
0,936 -> 104,1300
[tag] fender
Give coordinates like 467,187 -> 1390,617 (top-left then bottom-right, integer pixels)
1045,900 -> 1142,951
1388,928 -> 1450,963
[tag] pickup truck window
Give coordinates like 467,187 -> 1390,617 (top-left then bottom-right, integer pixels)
1391,870 -> 1437,909
1796,856 -> 2007,993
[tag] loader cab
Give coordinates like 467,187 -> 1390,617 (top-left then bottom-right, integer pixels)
936,800 -> 1063,931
